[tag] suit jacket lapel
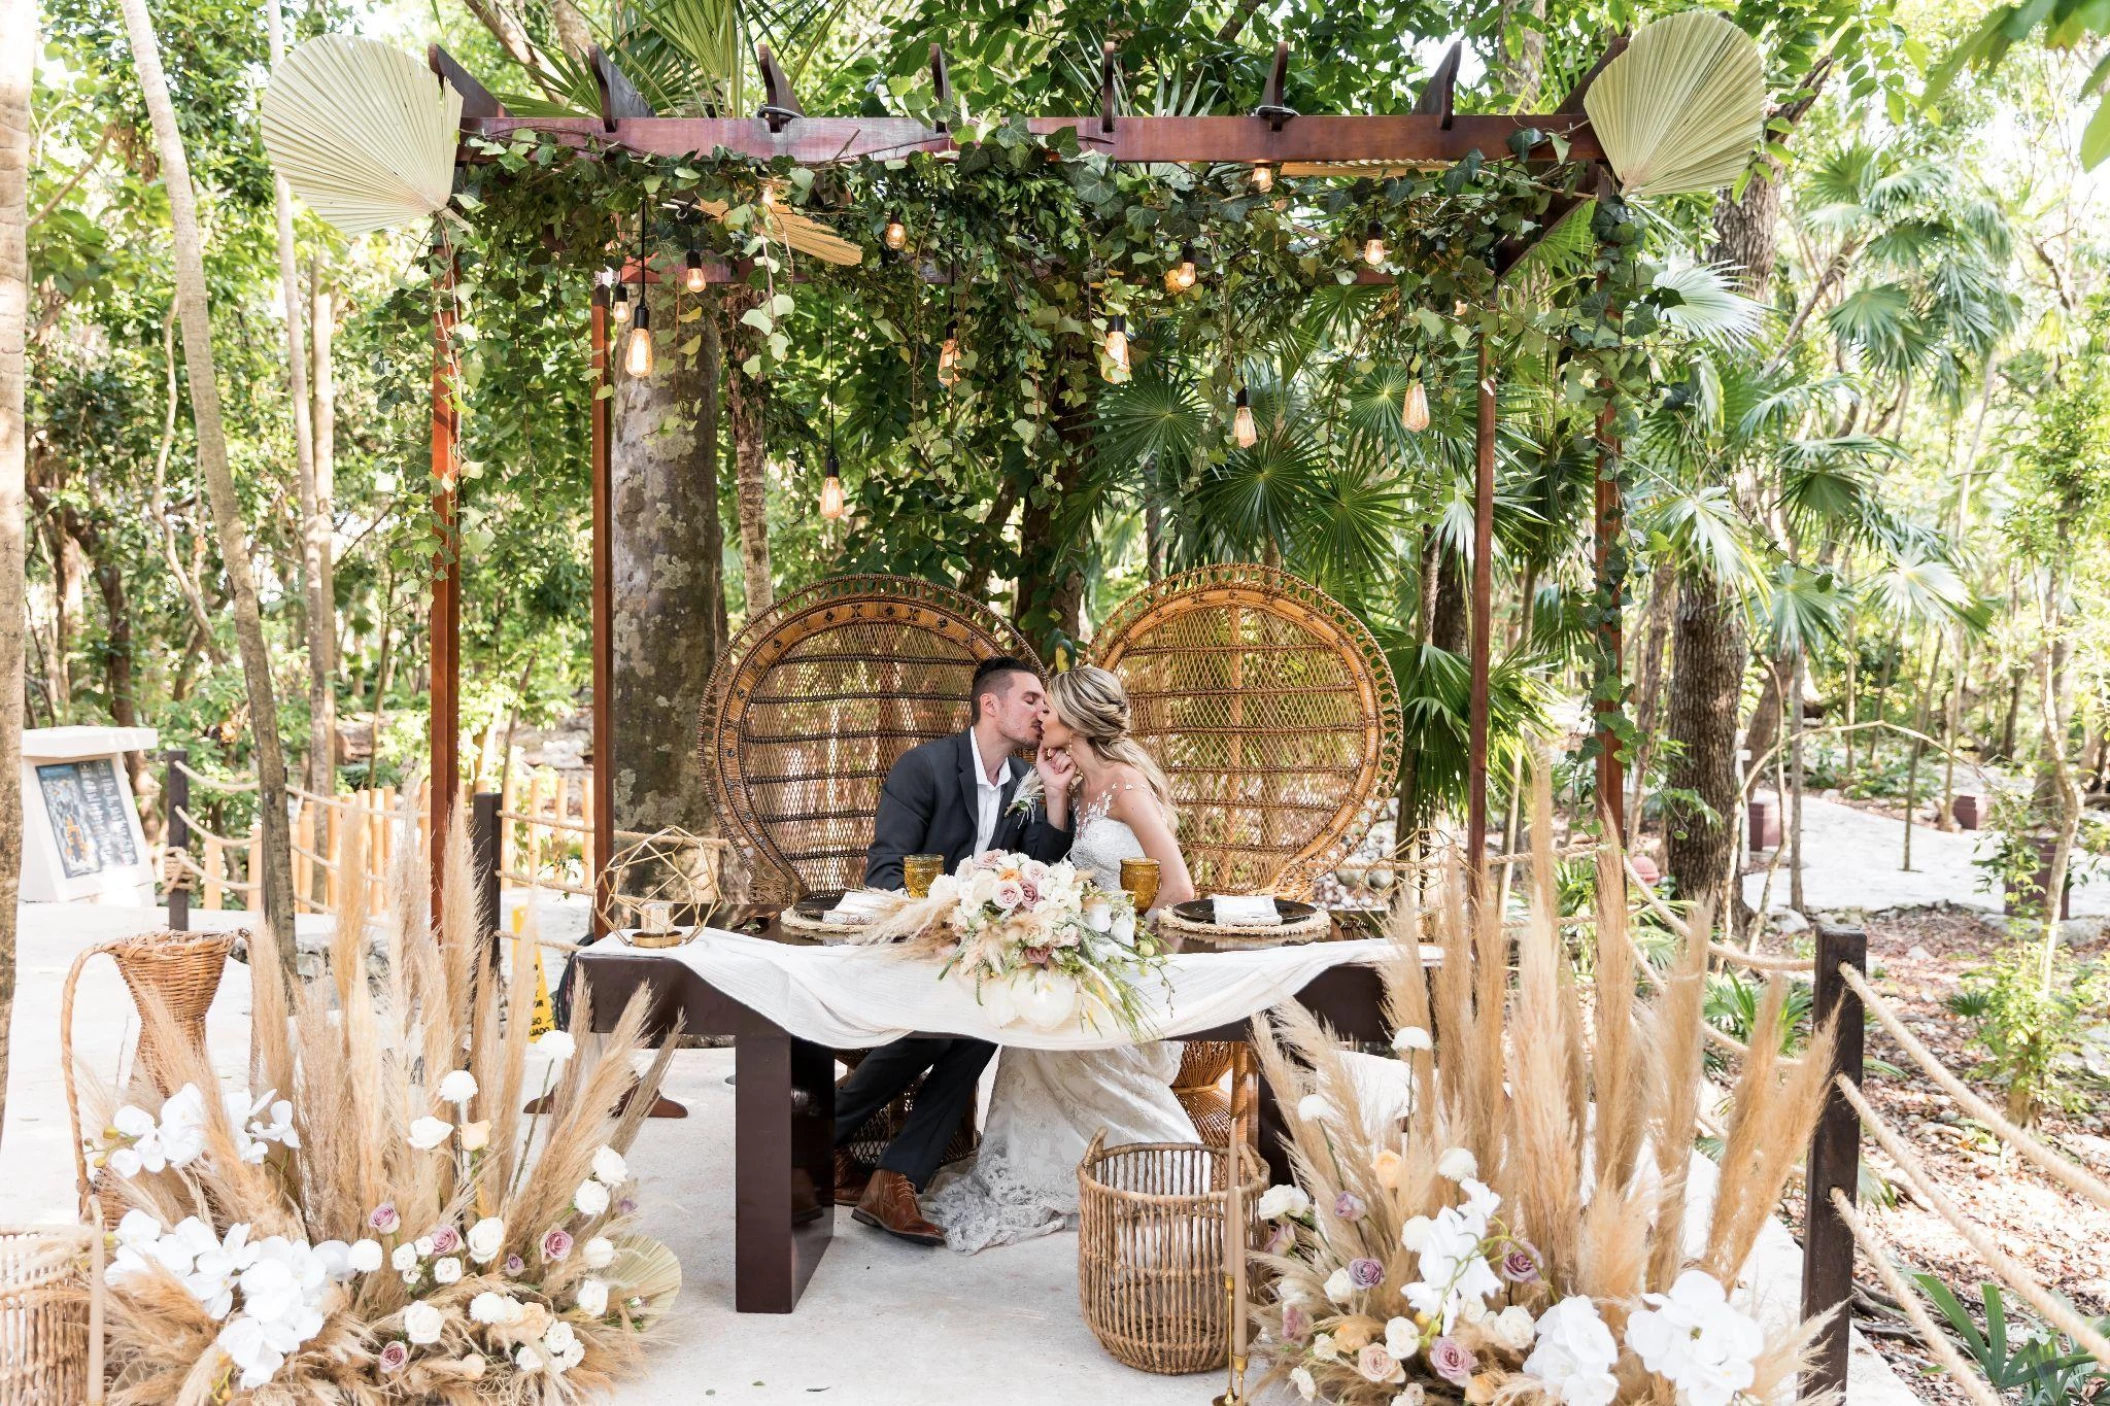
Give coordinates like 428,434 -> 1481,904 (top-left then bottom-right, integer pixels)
955,731 -> 982,842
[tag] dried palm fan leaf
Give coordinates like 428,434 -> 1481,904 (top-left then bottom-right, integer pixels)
262,34 -> 463,236
1584,10 -> 1763,197
692,197 -> 864,267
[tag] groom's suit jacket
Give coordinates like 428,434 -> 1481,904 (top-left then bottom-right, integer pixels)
864,729 -> 1073,890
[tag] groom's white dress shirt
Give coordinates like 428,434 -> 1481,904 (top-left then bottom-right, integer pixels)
968,729 -> 1006,857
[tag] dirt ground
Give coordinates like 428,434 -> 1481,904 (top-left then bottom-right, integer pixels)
1796,907 -> 2110,1402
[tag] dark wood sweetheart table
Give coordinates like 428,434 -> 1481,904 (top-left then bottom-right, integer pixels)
574,911 -> 1392,1313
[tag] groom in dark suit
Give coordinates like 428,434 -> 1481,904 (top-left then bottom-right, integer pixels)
836,655 -> 1074,1244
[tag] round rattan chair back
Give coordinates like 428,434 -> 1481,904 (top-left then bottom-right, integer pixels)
1093,565 -> 1402,898
701,575 -> 1042,901
0,1221 -> 103,1403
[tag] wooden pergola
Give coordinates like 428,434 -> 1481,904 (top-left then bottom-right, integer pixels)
423,37 -> 1634,912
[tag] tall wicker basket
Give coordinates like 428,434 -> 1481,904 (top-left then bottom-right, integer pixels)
1077,1134 -> 1265,1375
0,1221 -> 103,1404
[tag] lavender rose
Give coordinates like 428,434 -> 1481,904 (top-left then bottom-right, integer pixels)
1499,1238 -> 1541,1283
540,1228 -> 574,1263
370,1203 -> 401,1234
428,1225 -> 462,1256
1427,1336 -> 1478,1386
504,1255 -> 526,1276
1281,1304 -> 1311,1341
1334,1191 -> 1367,1222
1347,1257 -> 1386,1291
378,1341 -> 409,1374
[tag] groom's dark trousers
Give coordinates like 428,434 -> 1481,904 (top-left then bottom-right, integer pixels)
834,729 -> 1070,1190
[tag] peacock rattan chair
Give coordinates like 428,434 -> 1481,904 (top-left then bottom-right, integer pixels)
700,575 -> 1043,903
1092,565 -> 1402,900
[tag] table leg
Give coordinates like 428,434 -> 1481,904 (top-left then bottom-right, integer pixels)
1247,1027 -> 1294,1187
734,1015 -> 835,1312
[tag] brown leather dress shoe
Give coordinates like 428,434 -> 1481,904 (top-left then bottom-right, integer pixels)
834,1149 -> 872,1204
851,1169 -> 945,1246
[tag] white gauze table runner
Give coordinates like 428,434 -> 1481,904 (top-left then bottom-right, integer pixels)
595,930 -> 1433,1051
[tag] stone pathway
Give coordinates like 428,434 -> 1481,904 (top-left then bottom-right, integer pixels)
1741,794 -> 2110,920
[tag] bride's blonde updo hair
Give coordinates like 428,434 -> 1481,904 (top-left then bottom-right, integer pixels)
1045,666 -> 1177,822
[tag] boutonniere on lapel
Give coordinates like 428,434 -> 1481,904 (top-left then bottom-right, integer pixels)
1006,791 -> 1036,819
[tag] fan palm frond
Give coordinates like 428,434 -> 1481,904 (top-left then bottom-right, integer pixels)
1654,262 -> 1766,348
1585,10 -> 1765,197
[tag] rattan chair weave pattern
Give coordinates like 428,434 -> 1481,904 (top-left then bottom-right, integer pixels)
1093,565 -> 1402,899
701,575 -> 1041,901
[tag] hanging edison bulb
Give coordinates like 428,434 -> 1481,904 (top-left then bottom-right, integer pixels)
819,448 -> 846,521
1400,377 -> 1430,432
1103,314 -> 1131,374
683,248 -> 706,292
1165,243 -> 1198,293
1232,386 -> 1257,448
610,281 -> 632,324
884,210 -> 908,251
1363,220 -> 1387,267
1251,163 -> 1275,194
624,300 -> 654,377
937,320 -> 962,386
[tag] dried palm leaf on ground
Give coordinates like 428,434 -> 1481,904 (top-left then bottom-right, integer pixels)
81,801 -> 681,1403
1249,797 -> 1835,1406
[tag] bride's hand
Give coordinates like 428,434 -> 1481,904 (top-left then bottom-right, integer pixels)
1035,746 -> 1076,826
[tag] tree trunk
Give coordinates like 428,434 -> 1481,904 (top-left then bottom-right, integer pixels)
1902,631 -> 1943,871
1625,558 -> 1676,847
1664,571 -> 1746,921
266,0 -> 325,812
1494,0 -> 1547,106
611,284 -> 729,835
1743,649 -> 1789,769
1788,645 -> 1806,913
720,287 -> 773,619
114,0 -> 296,954
310,258 -> 337,796
0,0 -> 29,1149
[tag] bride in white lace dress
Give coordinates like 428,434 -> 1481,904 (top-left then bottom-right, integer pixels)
922,666 -> 1199,1252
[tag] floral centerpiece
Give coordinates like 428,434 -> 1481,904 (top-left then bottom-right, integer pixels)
859,850 -> 1165,1038
82,816 -> 680,1403
1247,813 -> 1839,1406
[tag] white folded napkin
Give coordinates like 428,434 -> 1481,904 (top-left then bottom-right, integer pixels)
823,889 -> 900,925
1211,894 -> 1282,927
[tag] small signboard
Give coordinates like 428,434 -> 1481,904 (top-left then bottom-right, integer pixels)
21,726 -> 158,905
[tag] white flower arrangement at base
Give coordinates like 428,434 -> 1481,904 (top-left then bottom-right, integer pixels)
84,812 -> 682,1401
1248,803 -> 1839,1406
857,850 -> 1166,1038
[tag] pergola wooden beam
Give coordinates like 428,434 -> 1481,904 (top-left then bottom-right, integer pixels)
458,113 -> 1603,166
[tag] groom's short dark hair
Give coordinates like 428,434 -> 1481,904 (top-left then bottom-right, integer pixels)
970,655 -> 1037,718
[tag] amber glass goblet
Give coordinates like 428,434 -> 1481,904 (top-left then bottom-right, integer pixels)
1119,857 -> 1162,914
904,854 -> 945,898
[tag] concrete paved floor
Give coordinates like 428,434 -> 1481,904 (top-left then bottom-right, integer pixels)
2,895 -> 1916,1404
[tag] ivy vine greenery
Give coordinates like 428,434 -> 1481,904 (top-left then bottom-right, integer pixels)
420,114 -> 1701,822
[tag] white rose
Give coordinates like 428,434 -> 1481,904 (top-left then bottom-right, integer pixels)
1399,1215 -> 1434,1251
591,1145 -> 628,1186
1256,1185 -> 1311,1222
575,1277 -> 609,1317
1436,1146 -> 1478,1182
391,1243 -> 419,1273
1391,1025 -> 1433,1053
573,1179 -> 612,1217
1311,1331 -> 1341,1361
433,1256 -> 462,1285
1291,1366 -> 1318,1401
1297,1094 -> 1334,1123
1489,1303 -> 1538,1353
515,1343 -> 546,1374
466,1217 -> 506,1265
1385,1315 -> 1419,1360
470,1292 -> 523,1326
458,1120 -> 490,1152
543,1321 -> 579,1357
414,1237 -> 435,1258
348,1239 -> 383,1273
437,1069 -> 478,1104
407,1116 -> 453,1151
403,1300 -> 445,1345
581,1236 -> 615,1270
1392,1388 -> 1428,1406
534,1031 -> 576,1062
1324,1267 -> 1356,1305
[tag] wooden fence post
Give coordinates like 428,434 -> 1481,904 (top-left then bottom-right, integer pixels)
1801,922 -> 1868,1402
164,750 -> 190,931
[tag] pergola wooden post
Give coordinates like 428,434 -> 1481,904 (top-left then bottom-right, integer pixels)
421,42 -> 1626,913
429,253 -> 460,902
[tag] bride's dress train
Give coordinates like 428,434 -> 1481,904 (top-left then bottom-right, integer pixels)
921,805 -> 1193,1253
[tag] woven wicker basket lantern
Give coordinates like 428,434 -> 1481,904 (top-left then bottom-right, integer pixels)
1093,565 -> 1403,901
700,575 -> 1042,904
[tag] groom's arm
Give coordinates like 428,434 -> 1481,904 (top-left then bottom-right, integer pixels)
864,748 -> 938,890
1018,805 -> 1072,863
